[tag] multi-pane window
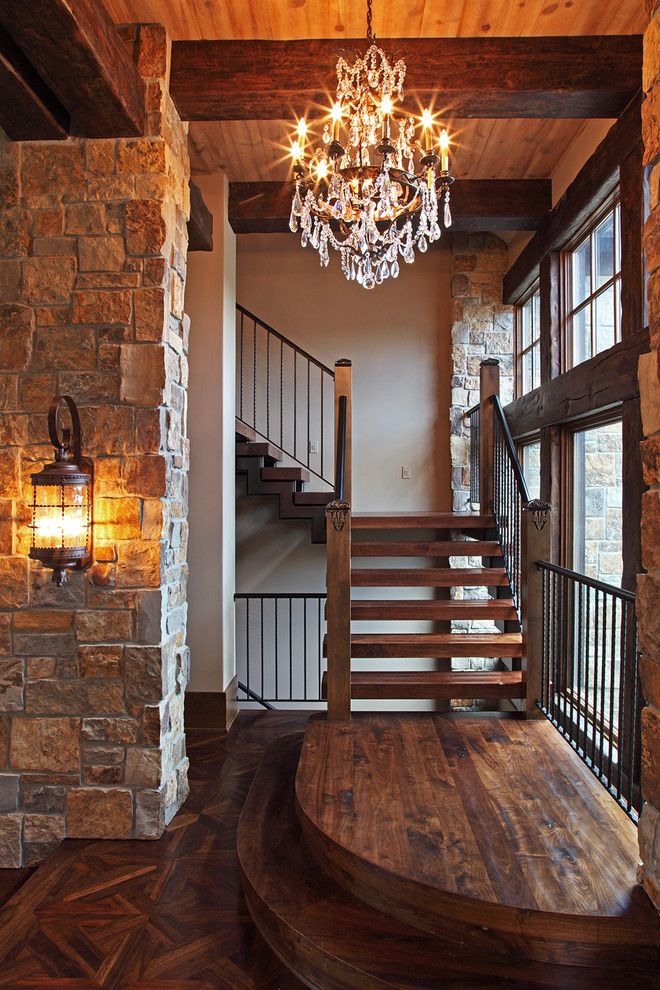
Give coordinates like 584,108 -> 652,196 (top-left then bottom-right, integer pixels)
564,201 -> 621,368
515,286 -> 541,396
570,419 -> 622,587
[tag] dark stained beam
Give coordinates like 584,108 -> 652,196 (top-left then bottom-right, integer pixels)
228,179 -> 552,235
503,92 -> 642,304
0,0 -> 144,137
0,26 -> 69,140
170,36 -> 641,122
188,180 -> 213,252
503,328 -> 649,440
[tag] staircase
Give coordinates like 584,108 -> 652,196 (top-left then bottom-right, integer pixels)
321,511 -> 525,705
236,418 -> 333,543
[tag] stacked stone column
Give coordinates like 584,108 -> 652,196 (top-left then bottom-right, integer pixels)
638,0 -> 660,910
0,24 -> 190,866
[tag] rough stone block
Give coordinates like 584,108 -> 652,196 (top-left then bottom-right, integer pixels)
64,203 -> 106,236
123,456 -> 167,497
78,405 -> 135,457
125,199 -> 166,256
0,659 -> 23,712
0,772 -> 19,811
66,787 -> 133,839
82,717 -> 139,744
23,256 -> 75,307
0,558 -> 28,609
72,289 -> 132,326
0,449 -> 20,499
78,236 -> 125,273
76,610 -> 133,643
34,326 -> 96,370
134,285 -> 166,341
117,540 -> 162,589
120,344 -> 166,405
135,786 -> 165,839
78,644 -> 124,677
10,716 -> 80,772
125,746 -> 162,787
124,645 -> 163,705
642,705 -> 660,810
0,812 -> 22,867
26,679 -> 125,717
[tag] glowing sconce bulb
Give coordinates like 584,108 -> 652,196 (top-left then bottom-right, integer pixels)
316,158 -> 328,180
439,127 -> 450,172
291,140 -> 302,161
297,117 -> 307,138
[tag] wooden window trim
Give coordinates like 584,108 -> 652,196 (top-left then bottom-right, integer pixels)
560,192 -> 622,372
514,280 -> 541,398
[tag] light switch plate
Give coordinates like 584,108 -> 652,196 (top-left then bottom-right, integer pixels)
309,440 -> 320,454
401,465 -> 412,479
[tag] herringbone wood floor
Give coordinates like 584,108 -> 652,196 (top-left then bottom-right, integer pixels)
0,712 -> 310,989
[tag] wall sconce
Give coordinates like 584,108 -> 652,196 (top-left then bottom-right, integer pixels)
29,396 -> 93,587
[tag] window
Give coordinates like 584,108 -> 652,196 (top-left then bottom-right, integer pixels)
563,199 -> 621,369
520,439 -> 541,500
568,418 -> 622,587
515,285 -> 540,396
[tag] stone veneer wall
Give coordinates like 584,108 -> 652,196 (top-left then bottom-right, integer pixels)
0,25 -> 191,867
638,0 -> 660,911
448,233 -> 514,696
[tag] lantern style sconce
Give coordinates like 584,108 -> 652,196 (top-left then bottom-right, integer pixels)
29,396 -> 93,587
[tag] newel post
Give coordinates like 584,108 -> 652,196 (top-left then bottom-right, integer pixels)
326,359 -> 352,721
479,359 -> 500,510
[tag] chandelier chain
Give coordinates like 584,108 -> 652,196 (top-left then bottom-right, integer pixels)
366,0 -> 374,41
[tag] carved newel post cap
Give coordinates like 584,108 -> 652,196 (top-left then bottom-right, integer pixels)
480,358 -> 500,367
335,358 -> 352,367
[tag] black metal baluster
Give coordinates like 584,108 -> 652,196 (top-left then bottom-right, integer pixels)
320,370 -> 325,481
617,599 -> 627,801
239,310 -> 245,422
246,598 -> 250,698
591,589 -> 600,768
608,595 -> 617,792
280,340 -> 284,449
307,362 -> 311,473
289,598 -> 293,701
266,330 -> 271,442
274,596 -> 279,703
293,352 -> 297,460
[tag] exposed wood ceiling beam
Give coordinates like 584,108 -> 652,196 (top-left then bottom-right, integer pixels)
171,37 -> 641,122
503,92 -> 642,303
0,26 -> 69,140
0,0 -> 145,137
188,180 -> 214,252
504,328 -> 649,439
227,179 -> 552,235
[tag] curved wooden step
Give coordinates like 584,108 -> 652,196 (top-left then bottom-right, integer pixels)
239,731 -> 657,987
352,540 -> 502,557
295,715 -> 659,965
321,670 -> 526,699
348,599 -> 518,621
352,512 -> 494,529
351,567 -> 508,587
322,632 -> 523,658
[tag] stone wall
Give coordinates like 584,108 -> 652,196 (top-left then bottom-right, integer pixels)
448,233 -> 514,697
638,0 -> 660,911
449,232 -> 514,514
0,25 -> 191,867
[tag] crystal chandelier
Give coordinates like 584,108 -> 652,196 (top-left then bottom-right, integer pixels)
288,0 -> 453,289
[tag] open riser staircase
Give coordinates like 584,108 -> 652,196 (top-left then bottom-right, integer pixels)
236,305 -> 538,710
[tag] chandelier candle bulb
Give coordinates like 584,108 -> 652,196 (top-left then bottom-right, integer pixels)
440,128 -> 450,173
287,0 -> 453,289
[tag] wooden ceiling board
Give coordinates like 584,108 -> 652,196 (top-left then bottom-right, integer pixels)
104,0 -> 647,40
188,117 -> 597,181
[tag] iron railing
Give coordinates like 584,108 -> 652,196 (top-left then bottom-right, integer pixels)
235,593 -> 327,705
236,305 -> 335,485
467,404 -> 480,504
537,561 -> 641,820
492,395 -> 531,620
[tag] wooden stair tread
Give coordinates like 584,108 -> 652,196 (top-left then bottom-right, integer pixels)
352,540 -> 502,557
352,512 -> 494,529
260,465 -> 309,483
236,441 -> 284,461
293,491 -> 334,506
349,599 -> 518,620
351,567 -> 508,587
322,632 -> 522,659
296,715 -> 658,956
235,418 -> 257,442
321,670 -> 526,699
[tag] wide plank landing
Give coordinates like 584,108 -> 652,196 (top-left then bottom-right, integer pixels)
295,714 -> 658,958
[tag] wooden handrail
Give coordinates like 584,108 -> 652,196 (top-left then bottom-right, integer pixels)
491,394 -> 532,505
325,359 -> 352,721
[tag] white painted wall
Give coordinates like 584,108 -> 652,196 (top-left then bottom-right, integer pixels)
185,173 -> 237,692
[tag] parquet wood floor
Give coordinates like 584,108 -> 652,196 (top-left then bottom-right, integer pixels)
0,712 -> 310,989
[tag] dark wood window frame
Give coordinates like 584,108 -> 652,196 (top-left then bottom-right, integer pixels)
560,191 -> 622,372
514,281 -> 541,398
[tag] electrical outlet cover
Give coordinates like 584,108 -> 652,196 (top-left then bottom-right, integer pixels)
309,440 -> 320,454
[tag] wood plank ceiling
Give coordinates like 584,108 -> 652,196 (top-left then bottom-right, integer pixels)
104,1 -> 647,184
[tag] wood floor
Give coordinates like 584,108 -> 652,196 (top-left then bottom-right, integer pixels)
296,715 -> 657,954
0,712 -> 310,989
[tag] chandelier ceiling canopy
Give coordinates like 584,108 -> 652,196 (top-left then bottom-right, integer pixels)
288,0 -> 453,290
